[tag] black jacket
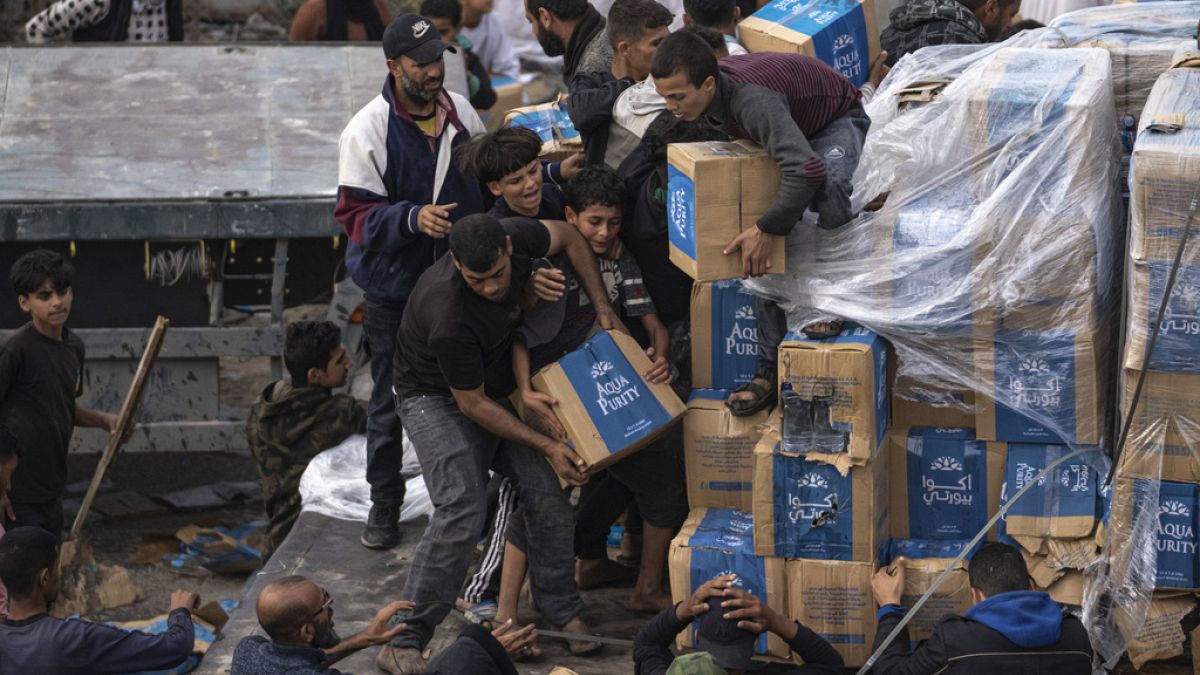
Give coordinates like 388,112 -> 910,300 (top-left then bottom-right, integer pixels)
423,624 -> 519,675
871,592 -> 1093,675
879,0 -> 987,66
567,70 -> 633,165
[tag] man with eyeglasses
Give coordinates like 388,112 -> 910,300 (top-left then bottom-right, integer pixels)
232,575 -> 532,674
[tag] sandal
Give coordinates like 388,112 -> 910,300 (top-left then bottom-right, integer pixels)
801,318 -> 845,340
726,364 -> 778,418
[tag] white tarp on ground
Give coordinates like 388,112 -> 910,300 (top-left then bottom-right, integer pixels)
298,433 -> 433,524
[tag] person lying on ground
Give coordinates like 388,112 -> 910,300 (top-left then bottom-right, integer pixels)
651,32 -> 871,417
634,573 -> 844,674
377,213 -> 625,673
246,321 -> 366,556
2,249 -> 131,541
869,542 -> 1093,674
0,527 -> 198,674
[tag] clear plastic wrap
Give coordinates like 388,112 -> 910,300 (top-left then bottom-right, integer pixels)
298,433 -> 433,524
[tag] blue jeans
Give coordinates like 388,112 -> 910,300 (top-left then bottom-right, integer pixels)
362,299 -> 407,506
393,395 -> 582,649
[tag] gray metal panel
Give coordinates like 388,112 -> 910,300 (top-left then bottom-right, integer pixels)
81,359 -> 220,422
69,420 -> 249,454
0,326 -> 283,358
0,44 -> 383,204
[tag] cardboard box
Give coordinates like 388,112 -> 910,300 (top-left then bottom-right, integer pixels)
752,427 -> 888,560
1043,570 -> 1086,606
1115,368 -> 1200,483
973,303 -> 1105,445
505,100 -> 582,160
1124,258 -> 1200,373
529,330 -> 684,474
1002,443 -> 1102,540
888,427 -> 1005,541
1015,536 -> 1100,589
683,389 -> 770,511
784,559 -> 876,666
891,390 -> 975,429
668,508 -> 790,658
481,75 -> 529,130
1125,593 -> 1198,669
738,0 -> 879,87
691,280 -> 761,389
666,141 -> 785,281
1108,478 -> 1200,591
892,554 -> 972,643
778,324 -> 889,469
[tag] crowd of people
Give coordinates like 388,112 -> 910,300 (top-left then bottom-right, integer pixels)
0,0 -> 1121,671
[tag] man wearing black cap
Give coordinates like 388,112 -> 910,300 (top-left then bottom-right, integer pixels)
634,574 -> 844,674
335,13 -> 488,552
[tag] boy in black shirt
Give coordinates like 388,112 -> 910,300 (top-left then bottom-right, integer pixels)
377,214 -> 621,674
0,250 -> 126,539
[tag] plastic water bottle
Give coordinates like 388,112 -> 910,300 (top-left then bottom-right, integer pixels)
811,395 -> 849,454
781,382 -> 812,454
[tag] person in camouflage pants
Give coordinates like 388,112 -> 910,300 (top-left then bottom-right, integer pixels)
246,321 -> 366,554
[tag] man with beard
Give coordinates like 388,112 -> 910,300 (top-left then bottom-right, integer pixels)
336,13 -> 488,553
524,0 -> 614,85
0,527 -> 199,673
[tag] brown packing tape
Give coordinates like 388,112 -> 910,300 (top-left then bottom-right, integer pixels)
683,395 -> 770,511
898,557 -> 972,643
529,330 -> 685,474
785,559 -> 876,667
1125,594 -> 1198,669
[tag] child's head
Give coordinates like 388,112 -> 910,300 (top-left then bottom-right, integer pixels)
678,24 -> 728,57
284,321 -> 351,388
683,0 -> 738,32
456,126 -> 545,217
421,0 -> 463,41
564,165 -> 625,255
10,249 -> 75,331
651,30 -> 720,122
607,0 -> 673,82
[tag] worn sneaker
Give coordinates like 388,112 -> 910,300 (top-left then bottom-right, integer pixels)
361,502 -> 401,550
376,645 -> 426,675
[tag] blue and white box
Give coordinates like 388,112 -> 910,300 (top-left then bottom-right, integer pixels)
739,0 -> 880,87
691,280 -> 760,389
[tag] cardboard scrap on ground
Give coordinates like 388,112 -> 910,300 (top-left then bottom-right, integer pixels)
129,522 -> 267,575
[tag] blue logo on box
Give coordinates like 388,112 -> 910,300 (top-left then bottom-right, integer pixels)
771,454 -> 854,559
1149,481 -> 1200,589
559,332 -> 672,454
750,0 -> 870,86
905,427 -> 988,540
710,280 -> 759,388
508,104 -> 580,144
1004,444 -> 1098,521
1148,261 -> 1200,373
667,165 -> 697,261
992,328 -> 1076,444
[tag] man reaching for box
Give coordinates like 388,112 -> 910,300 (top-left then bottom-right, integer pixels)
869,543 -> 1093,674
650,32 -> 871,417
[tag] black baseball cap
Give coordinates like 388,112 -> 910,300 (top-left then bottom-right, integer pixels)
383,14 -> 457,63
696,597 -> 760,670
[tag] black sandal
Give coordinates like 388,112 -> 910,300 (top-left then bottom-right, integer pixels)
725,365 -> 778,417
801,318 -> 845,340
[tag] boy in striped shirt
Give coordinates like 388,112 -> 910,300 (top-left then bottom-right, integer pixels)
650,30 -> 870,417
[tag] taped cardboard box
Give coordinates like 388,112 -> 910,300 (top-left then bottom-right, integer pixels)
505,100 -> 582,161
1043,570 -> 1086,606
483,75 -> 529,130
888,552 -> 972,643
1109,478 -> 1200,591
888,427 -> 1005,541
1115,368 -> 1200,483
973,303 -> 1105,445
785,559 -> 876,666
738,0 -> 879,87
668,508 -> 790,658
666,140 -> 785,281
529,330 -> 684,474
1013,535 -> 1100,589
684,389 -> 770,511
778,324 -> 889,469
752,427 -> 888,561
1129,63 -> 1200,263
1124,258 -> 1200,374
691,280 -> 760,389
1002,443 -> 1102,541
890,352 -> 975,429
1125,593 -> 1199,669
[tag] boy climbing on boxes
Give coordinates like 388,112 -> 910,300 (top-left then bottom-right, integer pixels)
245,320 -> 366,555
650,31 -> 871,417
1,250 -> 129,540
498,165 -> 688,619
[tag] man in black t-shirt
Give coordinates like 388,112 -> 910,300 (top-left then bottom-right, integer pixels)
1,251 -> 126,540
377,214 -> 621,674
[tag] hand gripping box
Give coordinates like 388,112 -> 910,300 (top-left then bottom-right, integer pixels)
505,99 -> 582,160
752,427 -> 888,561
668,508 -> 790,658
684,389 -> 771,511
887,427 -> 1005,541
691,280 -> 760,389
738,0 -> 880,87
1115,368 -> 1200,483
881,543 -> 973,643
784,559 -> 876,666
529,330 -> 685,474
666,141 -> 785,281
777,324 -> 889,469
1001,443 -> 1102,541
